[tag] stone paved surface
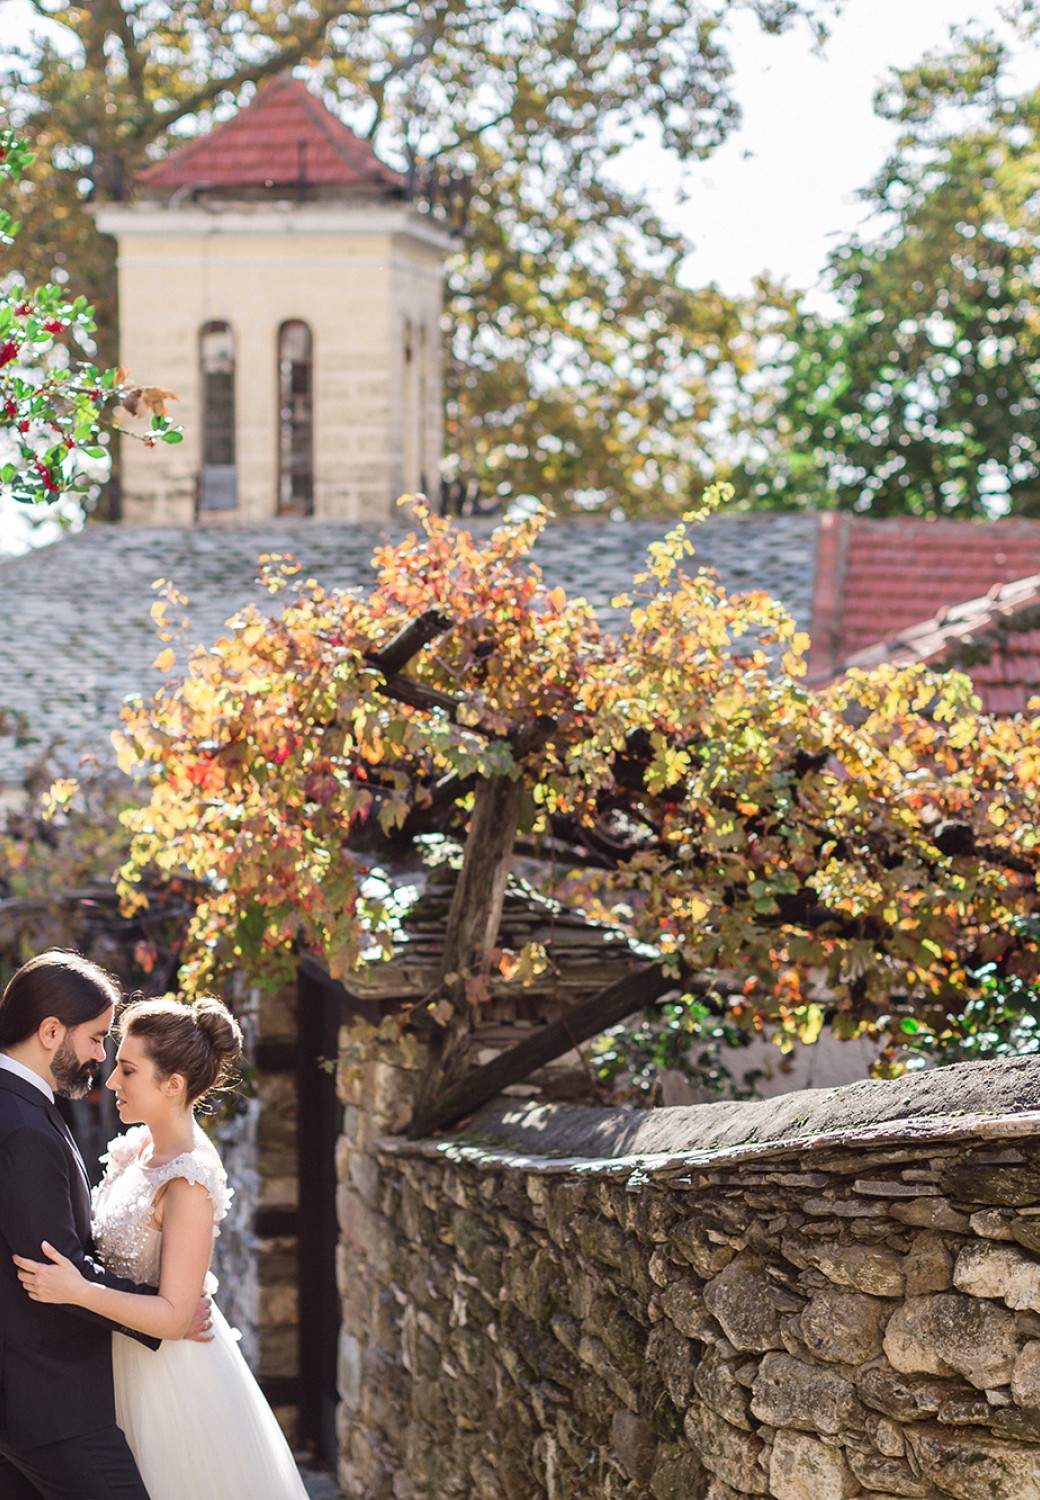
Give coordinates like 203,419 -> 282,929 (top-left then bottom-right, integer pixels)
0,512 -> 819,781
298,1461 -> 342,1498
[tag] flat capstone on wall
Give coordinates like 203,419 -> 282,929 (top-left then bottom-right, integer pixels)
335,1052 -> 1040,1500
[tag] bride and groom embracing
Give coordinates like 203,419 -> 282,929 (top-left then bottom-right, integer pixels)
0,950 -> 311,1500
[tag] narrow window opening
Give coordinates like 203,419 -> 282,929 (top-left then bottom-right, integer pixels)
199,321 -> 237,512
278,320 -> 314,516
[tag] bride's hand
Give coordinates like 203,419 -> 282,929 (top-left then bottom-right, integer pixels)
13,1241 -> 86,1304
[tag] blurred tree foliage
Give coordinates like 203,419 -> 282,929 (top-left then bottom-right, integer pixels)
740,29 -> 1040,515
1,0 -> 836,514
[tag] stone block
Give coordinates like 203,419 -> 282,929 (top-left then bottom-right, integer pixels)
671,1219 -> 736,1278
883,1293 -> 1018,1389
768,1430 -> 857,1500
1012,1341 -> 1040,1408
953,1240 -> 1040,1312
863,1412 -> 905,1456
660,1276 -> 717,1341
684,1405 -> 768,1495
650,1445 -> 708,1500
361,1059 -> 416,1132
258,1323 -> 298,1377
792,1239 -> 906,1297
941,1161 -> 1040,1208
705,1254 -> 784,1353
797,1288 -> 889,1365
338,1328 -> 363,1412
750,1352 -> 863,1436
693,1346 -> 755,1431
857,1366 -> 972,1422
970,1208 -> 1017,1241
903,1232 -> 953,1295
610,1410 -> 657,1486
905,1421 -> 1040,1499
571,1213 -> 627,1271
646,1321 -> 699,1409
890,1198 -> 971,1232
847,1450 -> 930,1496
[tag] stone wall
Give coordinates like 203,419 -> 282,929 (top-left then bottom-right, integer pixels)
211,978 -> 303,1434
335,1055 -> 1040,1499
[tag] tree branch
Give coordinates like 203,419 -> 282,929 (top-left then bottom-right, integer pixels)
363,607 -> 452,676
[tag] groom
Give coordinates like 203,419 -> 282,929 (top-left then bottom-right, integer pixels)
0,950 -> 208,1500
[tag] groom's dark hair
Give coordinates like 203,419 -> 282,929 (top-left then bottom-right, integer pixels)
0,950 -> 122,1048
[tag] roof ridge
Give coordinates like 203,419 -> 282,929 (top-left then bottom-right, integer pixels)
137,71 -> 399,191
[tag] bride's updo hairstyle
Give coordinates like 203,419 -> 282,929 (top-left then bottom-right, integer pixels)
118,995 -> 242,1106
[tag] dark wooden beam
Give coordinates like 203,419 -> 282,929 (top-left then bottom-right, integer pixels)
364,608 -> 452,677
407,962 -> 678,1138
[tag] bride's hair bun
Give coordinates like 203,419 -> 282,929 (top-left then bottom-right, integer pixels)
120,993 -> 243,1106
191,997 -> 243,1067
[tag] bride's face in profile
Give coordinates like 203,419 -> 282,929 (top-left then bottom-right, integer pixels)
106,1033 -> 187,1125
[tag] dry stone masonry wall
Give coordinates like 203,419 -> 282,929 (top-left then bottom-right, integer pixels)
335,1055 -> 1040,1500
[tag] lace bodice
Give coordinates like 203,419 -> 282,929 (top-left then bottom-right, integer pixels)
92,1125 -> 232,1287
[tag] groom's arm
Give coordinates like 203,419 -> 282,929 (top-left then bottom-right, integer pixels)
0,1126 -> 162,1349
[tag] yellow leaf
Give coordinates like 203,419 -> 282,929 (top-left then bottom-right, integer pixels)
152,648 -> 176,672
714,688 -> 745,720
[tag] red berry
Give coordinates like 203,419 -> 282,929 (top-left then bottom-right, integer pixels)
18,420 -> 29,434
44,319 -> 63,335
0,341 -> 18,368
3,399 -> 16,418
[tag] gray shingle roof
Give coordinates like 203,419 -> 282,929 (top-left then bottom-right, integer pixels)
0,513 -> 819,783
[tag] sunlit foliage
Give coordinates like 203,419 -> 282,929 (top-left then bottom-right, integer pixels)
741,29 -> 1040,515
110,498 -> 1040,1065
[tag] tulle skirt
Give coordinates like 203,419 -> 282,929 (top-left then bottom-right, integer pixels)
112,1301 -> 310,1500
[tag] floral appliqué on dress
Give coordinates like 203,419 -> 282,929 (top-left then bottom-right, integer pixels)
92,1125 -> 232,1286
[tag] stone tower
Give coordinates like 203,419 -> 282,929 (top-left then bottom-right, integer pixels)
96,76 -> 453,524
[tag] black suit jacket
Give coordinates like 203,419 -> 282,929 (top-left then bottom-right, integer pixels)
0,1070 -> 159,1449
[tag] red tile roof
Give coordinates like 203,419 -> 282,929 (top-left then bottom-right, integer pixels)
835,573 -> 1040,716
807,514 -> 1040,694
137,75 -> 402,194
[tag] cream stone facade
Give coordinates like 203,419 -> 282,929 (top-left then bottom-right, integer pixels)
96,200 -> 452,525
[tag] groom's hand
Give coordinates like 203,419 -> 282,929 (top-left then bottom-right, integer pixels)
184,1293 -> 214,1342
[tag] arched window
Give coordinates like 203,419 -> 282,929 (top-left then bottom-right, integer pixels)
198,321 -> 237,512
278,320 -> 314,516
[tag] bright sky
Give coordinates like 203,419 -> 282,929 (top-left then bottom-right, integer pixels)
0,0 -> 1036,552
612,0 -> 1036,301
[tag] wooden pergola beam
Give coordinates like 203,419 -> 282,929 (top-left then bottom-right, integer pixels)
407,961 -> 679,1138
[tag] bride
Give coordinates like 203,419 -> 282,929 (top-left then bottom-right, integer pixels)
13,994 -> 310,1500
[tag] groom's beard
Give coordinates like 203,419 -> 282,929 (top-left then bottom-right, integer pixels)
52,1033 -> 101,1100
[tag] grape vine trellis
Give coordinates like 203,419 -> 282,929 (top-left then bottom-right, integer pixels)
103,496 -> 1040,1128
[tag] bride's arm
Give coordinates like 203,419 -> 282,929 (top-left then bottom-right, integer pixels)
0,1126 -> 163,1346
15,1177 -> 215,1340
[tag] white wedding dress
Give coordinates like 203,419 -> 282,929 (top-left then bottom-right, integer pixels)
91,1125 -> 309,1500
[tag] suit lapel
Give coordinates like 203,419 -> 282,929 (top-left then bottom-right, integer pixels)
44,1102 -> 93,1205
0,1071 -> 94,1224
